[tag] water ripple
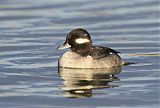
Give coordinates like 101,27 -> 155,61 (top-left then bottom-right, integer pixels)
0,0 -> 159,108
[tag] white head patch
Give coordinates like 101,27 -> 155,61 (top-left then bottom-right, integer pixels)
75,38 -> 90,44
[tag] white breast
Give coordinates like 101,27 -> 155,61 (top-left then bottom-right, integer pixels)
58,51 -> 93,68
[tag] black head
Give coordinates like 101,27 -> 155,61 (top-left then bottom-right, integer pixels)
57,28 -> 93,56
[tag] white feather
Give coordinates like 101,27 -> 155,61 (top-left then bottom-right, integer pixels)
75,38 -> 90,44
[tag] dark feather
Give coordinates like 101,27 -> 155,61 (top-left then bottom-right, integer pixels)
90,46 -> 120,59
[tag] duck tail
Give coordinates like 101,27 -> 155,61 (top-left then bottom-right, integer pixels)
122,61 -> 136,66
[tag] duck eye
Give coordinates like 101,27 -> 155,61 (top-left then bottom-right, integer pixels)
72,36 -> 76,40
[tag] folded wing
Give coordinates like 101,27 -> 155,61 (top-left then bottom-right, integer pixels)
90,46 -> 120,59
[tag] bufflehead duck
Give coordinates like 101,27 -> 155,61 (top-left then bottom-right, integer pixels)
57,28 -> 122,68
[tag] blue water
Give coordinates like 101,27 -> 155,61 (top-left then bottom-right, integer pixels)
0,0 -> 159,108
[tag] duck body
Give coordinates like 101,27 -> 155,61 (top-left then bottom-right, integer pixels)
57,28 -> 122,69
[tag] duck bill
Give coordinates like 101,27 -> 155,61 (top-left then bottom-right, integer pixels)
57,42 -> 71,50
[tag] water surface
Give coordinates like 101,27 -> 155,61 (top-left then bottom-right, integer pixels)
0,0 -> 159,108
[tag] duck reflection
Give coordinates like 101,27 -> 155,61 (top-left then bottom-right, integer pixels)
58,66 -> 122,98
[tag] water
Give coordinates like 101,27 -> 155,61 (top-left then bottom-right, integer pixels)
0,0 -> 159,108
